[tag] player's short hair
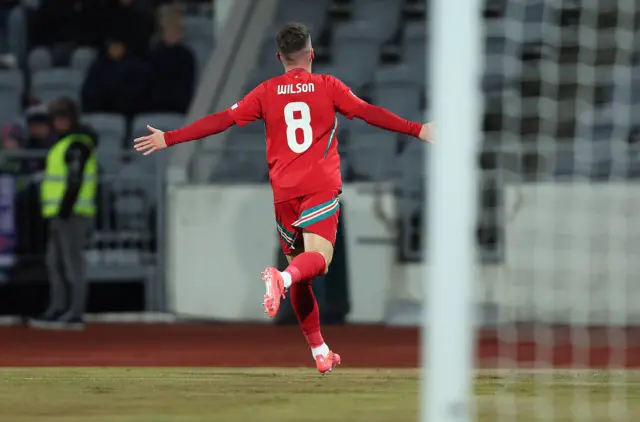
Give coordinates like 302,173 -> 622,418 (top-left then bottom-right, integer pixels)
276,23 -> 311,62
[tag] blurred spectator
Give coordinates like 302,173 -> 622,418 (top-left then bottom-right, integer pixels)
0,122 -> 24,174
148,7 -> 195,113
24,104 -> 56,172
31,0 -> 107,64
25,104 -> 55,150
104,0 -> 153,59
50,97 -> 97,142
81,37 -> 151,117
0,121 -> 32,268
28,97 -> 97,330
0,119 -> 45,175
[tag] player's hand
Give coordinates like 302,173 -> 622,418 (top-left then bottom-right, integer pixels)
419,122 -> 434,143
134,125 -> 167,156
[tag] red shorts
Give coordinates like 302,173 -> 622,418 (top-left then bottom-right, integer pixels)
274,190 -> 340,255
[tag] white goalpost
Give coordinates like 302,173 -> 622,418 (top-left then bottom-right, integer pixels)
423,0 -> 481,422
423,0 -> 640,421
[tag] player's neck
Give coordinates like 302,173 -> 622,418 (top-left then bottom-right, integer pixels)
284,64 -> 311,73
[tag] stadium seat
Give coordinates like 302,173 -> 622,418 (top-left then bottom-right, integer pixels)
256,38 -> 282,79
402,22 -> 428,85
0,69 -> 24,126
31,69 -> 83,104
27,47 -> 52,73
128,112 -> 185,176
183,16 -> 214,75
83,113 -> 126,147
113,194 -> 148,231
485,31 -> 507,56
577,106 -> 616,142
348,123 -> 399,181
275,0 -> 330,35
398,136 -> 426,181
71,47 -> 97,73
131,112 -> 185,139
183,15 -> 214,45
524,1 -> 547,24
258,37 -> 275,65
396,109 -> 428,181
186,41 -> 213,78
628,65 -> 640,104
332,22 -> 381,87
577,141 -> 617,181
242,69 -> 266,95
522,3 -> 547,44
315,64 -> 360,94
96,152 -> 123,175
211,123 -> 268,182
352,0 -> 403,42
82,113 -> 127,173
373,65 -> 421,117
485,0 -> 507,17
483,27 -> 510,93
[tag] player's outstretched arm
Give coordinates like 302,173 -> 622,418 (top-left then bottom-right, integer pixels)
330,77 -> 433,142
134,110 -> 236,155
355,102 -> 434,143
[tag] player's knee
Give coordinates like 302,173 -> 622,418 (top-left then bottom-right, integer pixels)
317,251 -> 332,274
301,230 -> 334,273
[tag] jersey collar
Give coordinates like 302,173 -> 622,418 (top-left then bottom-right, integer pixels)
286,68 -> 309,73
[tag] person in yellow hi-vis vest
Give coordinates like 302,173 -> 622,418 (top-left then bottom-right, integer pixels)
29,99 -> 97,330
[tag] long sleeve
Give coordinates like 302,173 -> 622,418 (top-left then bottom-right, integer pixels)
164,110 -> 236,146
352,103 -> 422,138
330,75 -> 422,138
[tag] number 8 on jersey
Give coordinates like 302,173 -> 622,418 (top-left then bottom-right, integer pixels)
284,102 -> 313,153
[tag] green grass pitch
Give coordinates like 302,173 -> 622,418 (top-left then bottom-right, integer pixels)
1,368 -> 638,421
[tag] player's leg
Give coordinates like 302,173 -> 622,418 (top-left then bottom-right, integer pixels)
262,192 -> 341,373
279,193 -> 340,287
288,193 -> 341,373
263,193 -> 338,316
294,231 -> 341,374
281,232 -> 340,374
284,246 -> 334,366
262,201 -> 299,317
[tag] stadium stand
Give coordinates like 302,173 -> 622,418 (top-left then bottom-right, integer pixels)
0,0 -> 638,313
0,0 -> 212,311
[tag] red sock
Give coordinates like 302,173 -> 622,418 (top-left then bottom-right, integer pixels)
284,251 -> 326,284
289,278 -> 324,348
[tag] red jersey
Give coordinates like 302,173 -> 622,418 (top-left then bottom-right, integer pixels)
164,69 -> 422,203
228,69 -> 361,202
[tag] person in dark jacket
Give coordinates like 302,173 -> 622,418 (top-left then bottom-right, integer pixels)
29,98 -> 98,330
81,37 -> 151,118
103,0 -> 153,59
148,11 -> 195,113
